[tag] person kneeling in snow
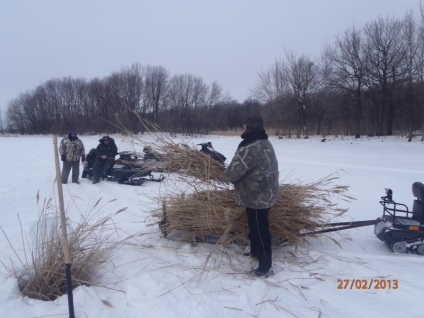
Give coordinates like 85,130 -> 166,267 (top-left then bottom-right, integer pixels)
219,115 -> 279,277
92,135 -> 118,184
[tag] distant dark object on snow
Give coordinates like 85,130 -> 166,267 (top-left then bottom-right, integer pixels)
321,138 -> 326,142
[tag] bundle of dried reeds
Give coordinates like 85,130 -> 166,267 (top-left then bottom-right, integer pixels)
154,176 -> 352,245
140,141 -> 225,182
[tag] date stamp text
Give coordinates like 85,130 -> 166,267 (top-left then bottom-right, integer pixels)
337,279 -> 398,289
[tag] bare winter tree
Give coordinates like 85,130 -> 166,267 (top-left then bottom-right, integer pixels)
363,16 -> 407,136
251,61 -> 285,102
143,65 -> 169,124
0,109 -> 4,134
165,74 -> 223,134
116,64 -> 144,132
284,52 -> 321,138
6,93 -> 32,133
252,53 -> 320,138
198,80 -> 224,133
418,2 -> 424,141
251,61 -> 288,133
400,13 -> 424,141
323,27 -> 366,138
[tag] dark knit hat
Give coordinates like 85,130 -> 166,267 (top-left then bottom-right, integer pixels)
244,115 -> 264,131
68,129 -> 77,140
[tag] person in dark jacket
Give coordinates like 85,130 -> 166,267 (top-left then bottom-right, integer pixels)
219,115 -> 279,277
92,135 -> 118,184
59,130 -> 85,184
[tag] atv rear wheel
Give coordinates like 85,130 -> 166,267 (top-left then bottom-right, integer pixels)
392,241 -> 407,254
416,244 -> 424,256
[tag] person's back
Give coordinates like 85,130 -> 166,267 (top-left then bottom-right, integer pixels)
220,115 -> 278,277
232,138 -> 279,209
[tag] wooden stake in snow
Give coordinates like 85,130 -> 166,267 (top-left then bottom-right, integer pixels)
53,135 -> 75,318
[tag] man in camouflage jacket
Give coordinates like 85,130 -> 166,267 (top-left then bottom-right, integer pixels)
92,135 -> 118,184
59,130 -> 85,184
220,115 -> 279,277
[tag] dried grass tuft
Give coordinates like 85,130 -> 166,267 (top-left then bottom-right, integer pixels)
1,197 -> 121,301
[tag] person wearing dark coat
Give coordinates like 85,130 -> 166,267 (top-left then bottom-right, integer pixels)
219,115 -> 279,277
92,135 -> 118,184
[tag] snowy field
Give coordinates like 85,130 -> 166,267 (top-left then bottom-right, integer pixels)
0,133 -> 423,318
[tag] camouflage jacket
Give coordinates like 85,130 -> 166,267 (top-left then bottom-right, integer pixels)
59,137 -> 85,162
220,139 -> 279,209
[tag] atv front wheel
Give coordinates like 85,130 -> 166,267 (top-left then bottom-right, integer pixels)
374,218 -> 391,241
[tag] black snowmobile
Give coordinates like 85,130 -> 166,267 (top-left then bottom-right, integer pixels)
82,148 -> 165,186
374,182 -> 424,255
197,142 -> 226,164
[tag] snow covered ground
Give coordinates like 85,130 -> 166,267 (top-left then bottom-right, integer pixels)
0,133 -> 423,318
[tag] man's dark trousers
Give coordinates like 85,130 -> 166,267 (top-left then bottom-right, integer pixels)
246,207 -> 272,272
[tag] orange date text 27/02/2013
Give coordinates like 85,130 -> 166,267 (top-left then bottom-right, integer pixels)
337,279 -> 398,290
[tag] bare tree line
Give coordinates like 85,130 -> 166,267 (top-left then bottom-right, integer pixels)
5,7 -> 424,139
5,64 -> 229,135
253,10 -> 424,139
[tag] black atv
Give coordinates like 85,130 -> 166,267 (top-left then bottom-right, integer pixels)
82,149 -> 165,186
374,182 -> 424,255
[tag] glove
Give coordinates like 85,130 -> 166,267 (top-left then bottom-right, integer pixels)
82,161 -> 88,168
61,154 -> 66,161
81,155 -> 86,163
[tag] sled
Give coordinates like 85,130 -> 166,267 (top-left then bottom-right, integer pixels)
158,180 -> 424,256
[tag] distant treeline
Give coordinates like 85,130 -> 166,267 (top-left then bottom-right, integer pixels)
5,9 -> 424,140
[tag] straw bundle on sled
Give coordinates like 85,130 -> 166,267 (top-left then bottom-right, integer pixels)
154,176 -> 352,245
141,141 -> 226,182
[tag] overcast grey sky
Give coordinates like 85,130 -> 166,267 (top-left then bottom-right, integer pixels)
0,0 -> 419,114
